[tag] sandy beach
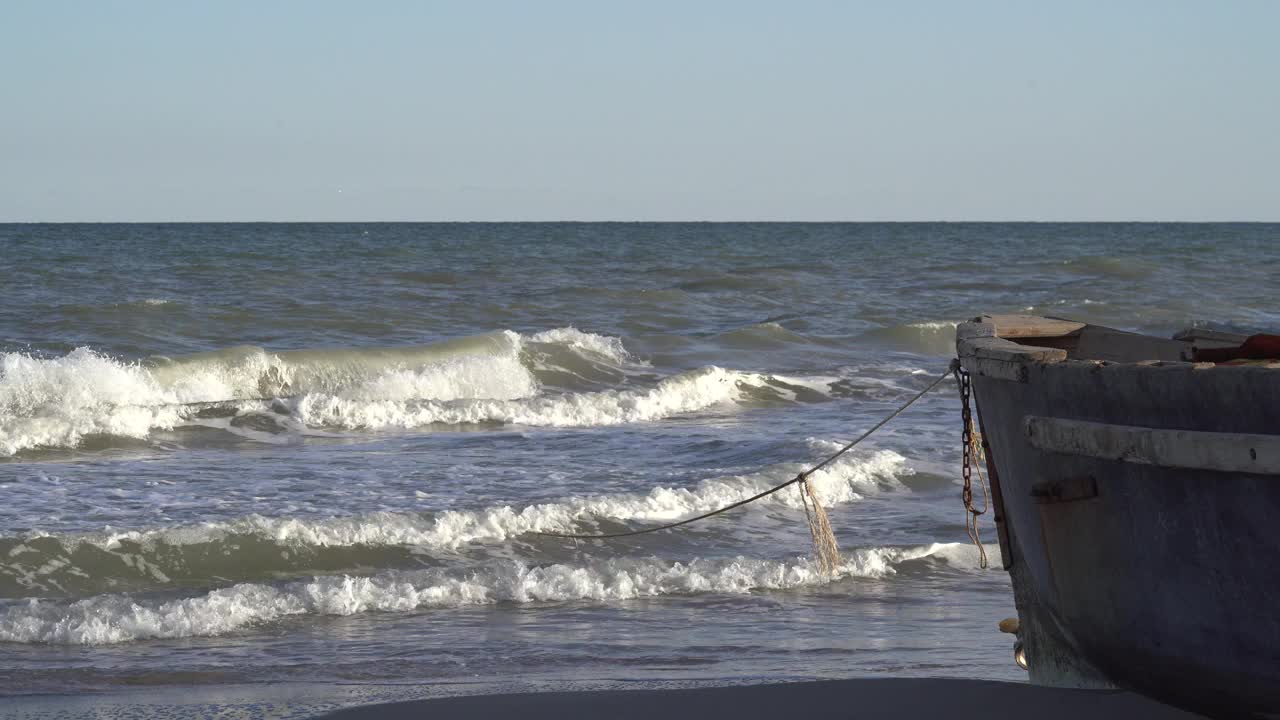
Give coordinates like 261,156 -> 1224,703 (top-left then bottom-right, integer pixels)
0,677 -> 1205,719
323,679 -> 1204,720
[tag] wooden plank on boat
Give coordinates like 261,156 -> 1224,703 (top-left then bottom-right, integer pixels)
1172,327 -> 1250,348
1072,327 -> 1188,362
1024,416 -> 1280,475
980,315 -> 1086,339
963,336 -> 1069,363
956,320 -> 996,341
966,357 -> 1029,383
958,331 -> 1068,382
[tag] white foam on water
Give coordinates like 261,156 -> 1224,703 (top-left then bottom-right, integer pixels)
2,327 -> 890,455
0,329 -> 667,454
923,541 -> 1002,568
906,321 -> 960,330
0,349 -> 187,456
25,449 -> 909,554
0,542 -> 980,645
527,327 -> 632,364
323,353 -> 536,403
295,365 -> 765,430
766,373 -> 841,395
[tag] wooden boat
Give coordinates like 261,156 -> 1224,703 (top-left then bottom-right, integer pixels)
955,315 -> 1280,718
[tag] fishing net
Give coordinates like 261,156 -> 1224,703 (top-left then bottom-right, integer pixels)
799,479 -> 842,576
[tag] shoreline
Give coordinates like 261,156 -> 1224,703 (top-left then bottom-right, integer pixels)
322,678 -> 1203,720
0,677 -> 1205,719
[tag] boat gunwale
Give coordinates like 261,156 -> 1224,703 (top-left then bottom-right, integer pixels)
957,314 -> 1277,377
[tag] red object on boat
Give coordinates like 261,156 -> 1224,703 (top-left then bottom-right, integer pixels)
1193,334 -> 1280,363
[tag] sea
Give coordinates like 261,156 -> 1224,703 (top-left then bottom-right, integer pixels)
0,223 -> 1276,717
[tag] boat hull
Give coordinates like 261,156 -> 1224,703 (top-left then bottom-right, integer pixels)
964,350 -> 1280,717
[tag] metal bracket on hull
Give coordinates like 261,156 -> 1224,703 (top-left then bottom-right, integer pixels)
1030,476 -> 1099,504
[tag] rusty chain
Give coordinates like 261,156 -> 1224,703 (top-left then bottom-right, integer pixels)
952,362 -> 990,569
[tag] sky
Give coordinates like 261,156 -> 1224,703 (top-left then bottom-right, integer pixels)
2,1 -> 1277,221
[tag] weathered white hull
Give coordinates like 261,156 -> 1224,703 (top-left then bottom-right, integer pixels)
957,316 -> 1280,718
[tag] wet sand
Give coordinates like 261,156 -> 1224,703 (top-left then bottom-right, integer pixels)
323,678 -> 1204,720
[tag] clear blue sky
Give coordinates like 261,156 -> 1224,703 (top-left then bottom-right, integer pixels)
3,1 -> 1277,221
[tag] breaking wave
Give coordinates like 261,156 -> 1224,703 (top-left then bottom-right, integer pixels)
0,329 -> 833,455
294,365 -> 761,429
0,449 -> 910,597
0,542 -> 988,645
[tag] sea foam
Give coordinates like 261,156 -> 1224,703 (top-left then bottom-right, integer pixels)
1,449 -> 909,597
6,450 -> 906,557
294,364 -> 763,429
0,542 -> 986,645
0,349 -> 187,455
0,329 -> 766,455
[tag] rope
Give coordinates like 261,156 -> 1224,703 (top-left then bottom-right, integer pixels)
109,366 -> 965,571
172,396 -> 297,410
88,395 -> 302,413
534,368 -> 953,543
965,428 -> 991,569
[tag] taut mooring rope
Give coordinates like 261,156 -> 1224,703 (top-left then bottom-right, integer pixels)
534,368 -> 954,558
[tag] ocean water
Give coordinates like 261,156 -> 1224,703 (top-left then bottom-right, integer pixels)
0,223 -> 1276,714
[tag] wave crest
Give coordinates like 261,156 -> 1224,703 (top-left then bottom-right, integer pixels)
0,329 -> 742,455
0,326 -> 849,454
0,542 -> 984,645
0,449 -> 908,598
295,365 -> 758,429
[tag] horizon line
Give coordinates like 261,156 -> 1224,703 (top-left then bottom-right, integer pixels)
2,219 -> 1278,225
